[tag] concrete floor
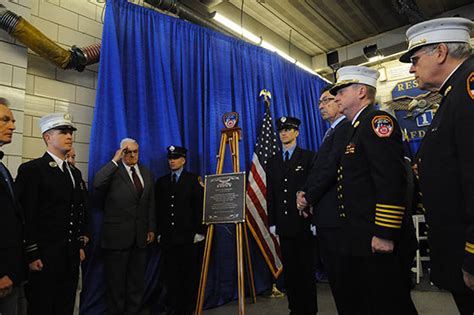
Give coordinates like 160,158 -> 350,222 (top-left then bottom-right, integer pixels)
203,282 -> 459,315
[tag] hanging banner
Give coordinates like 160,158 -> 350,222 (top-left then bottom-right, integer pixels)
385,78 -> 441,158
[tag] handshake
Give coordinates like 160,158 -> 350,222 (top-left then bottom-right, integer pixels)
296,191 -> 312,218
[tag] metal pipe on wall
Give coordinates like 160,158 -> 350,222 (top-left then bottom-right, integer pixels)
0,4 -> 100,72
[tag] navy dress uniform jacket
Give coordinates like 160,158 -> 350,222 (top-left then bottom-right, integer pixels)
417,56 -> 474,291
16,153 -> 86,263
0,162 -> 24,286
155,170 -> 204,245
338,106 -> 416,256
304,119 -> 352,228
267,146 -> 315,237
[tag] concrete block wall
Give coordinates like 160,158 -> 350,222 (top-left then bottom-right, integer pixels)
0,0 -> 29,177
0,0 -> 105,179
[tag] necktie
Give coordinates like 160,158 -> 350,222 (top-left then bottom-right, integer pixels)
284,151 -> 290,162
62,161 -> 74,187
172,173 -> 177,184
130,166 -> 143,195
0,162 -> 14,197
322,127 -> 334,142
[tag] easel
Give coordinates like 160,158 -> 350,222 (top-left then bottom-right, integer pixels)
195,126 -> 257,315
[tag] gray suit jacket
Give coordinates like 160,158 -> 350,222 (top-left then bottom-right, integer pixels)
93,160 -> 156,250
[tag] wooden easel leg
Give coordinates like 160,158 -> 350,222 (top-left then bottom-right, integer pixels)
195,224 -> 214,315
236,223 -> 245,315
232,130 -> 240,172
216,134 -> 227,174
243,224 -> 257,304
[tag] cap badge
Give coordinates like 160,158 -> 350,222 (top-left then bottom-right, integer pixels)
169,146 -> 175,152
64,113 -> 71,120
280,117 -> 287,122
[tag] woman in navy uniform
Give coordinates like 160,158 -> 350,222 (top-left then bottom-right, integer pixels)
16,113 -> 86,315
266,117 -> 317,315
155,146 -> 204,315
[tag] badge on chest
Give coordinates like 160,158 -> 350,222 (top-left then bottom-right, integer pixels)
295,165 -> 304,172
345,142 -> 355,154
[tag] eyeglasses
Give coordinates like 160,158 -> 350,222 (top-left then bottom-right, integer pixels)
318,97 -> 335,105
409,46 -> 437,66
124,149 -> 139,155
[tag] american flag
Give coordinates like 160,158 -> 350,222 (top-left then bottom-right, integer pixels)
245,105 -> 283,278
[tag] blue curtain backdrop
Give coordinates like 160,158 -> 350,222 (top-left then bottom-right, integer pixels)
81,0 -> 328,313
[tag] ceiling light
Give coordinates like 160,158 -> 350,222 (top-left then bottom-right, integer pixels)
212,13 -> 261,44
213,12 -> 325,78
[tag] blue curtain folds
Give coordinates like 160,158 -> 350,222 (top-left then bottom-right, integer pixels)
82,0 -> 327,313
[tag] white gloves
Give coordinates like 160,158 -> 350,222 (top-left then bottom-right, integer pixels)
269,225 -> 276,236
193,233 -> 205,243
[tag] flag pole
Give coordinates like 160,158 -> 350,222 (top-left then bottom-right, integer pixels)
254,89 -> 285,299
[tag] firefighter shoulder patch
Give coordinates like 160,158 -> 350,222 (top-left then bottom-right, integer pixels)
467,72 -> 474,100
371,115 -> 393,138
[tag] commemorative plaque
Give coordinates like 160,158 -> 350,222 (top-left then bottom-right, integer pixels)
203,172 -> 246,224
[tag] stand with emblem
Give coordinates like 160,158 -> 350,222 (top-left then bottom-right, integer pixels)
195,112 -> 257,315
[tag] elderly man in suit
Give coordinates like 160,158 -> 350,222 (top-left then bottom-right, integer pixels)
297,84 -> 351,313
93,138 -> 156,315
16,112 -> 87,315
155,145 -> 204,315
0,97 -> 23,315
267,117 -> 317,315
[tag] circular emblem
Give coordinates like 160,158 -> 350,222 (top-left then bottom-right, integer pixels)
64,113 -> 71,120
49,161 -> 58,168
417,99 -> 428,108
280,117 -> 287,123
169,146 -> 175,152
372,115 -> 394,138
222,112 -> 239,129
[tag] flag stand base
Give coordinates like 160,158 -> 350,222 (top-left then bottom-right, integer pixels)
263,284 -> 285,299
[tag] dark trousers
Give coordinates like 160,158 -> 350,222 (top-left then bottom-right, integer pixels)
451,288 -> 474,315
103,247 -> 146,315
317,228 -> 344,314
338,253 -> 417,315
280,234 -> 317,315
0,286 -> 19,315
26,244 -> 79,315
162,243 -> 199,315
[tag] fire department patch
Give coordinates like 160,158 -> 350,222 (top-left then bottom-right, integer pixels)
371,115 -> 394,138
468,72 -> 474,100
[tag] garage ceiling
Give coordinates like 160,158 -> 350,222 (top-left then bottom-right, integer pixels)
222,0 -> 473,56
